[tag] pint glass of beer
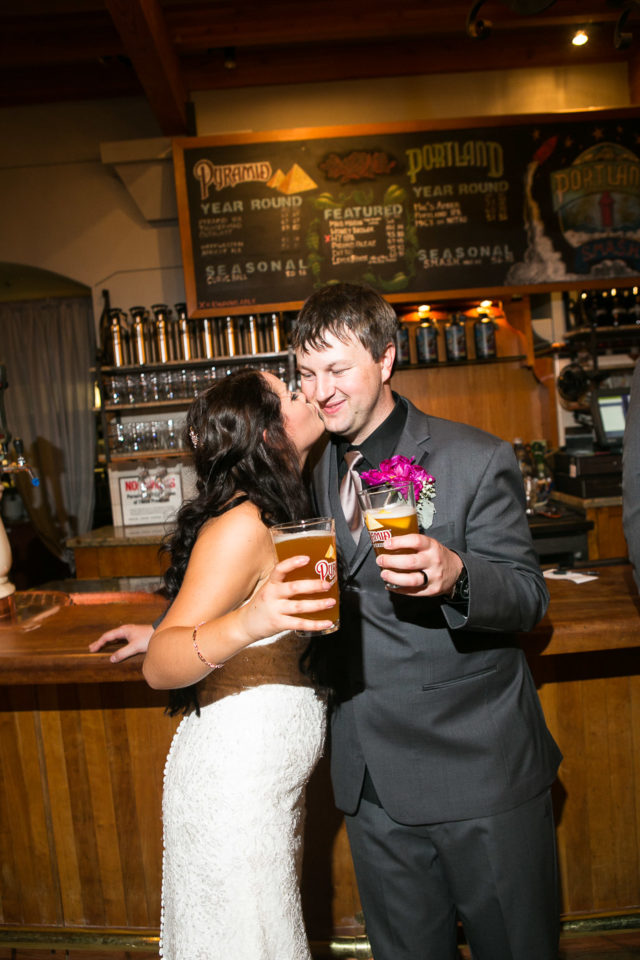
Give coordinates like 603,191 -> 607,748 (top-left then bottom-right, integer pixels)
270,517 -> 339,636
358,482 -> 418,558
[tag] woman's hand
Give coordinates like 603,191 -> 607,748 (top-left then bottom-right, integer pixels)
89,623 -> 154,662
240,555 -> 337,640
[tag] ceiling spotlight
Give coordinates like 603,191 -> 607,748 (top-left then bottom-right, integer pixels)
572,29 -> 589,46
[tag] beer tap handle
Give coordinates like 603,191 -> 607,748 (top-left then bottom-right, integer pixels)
13,437 -> 25,463
11,437 -> 40,486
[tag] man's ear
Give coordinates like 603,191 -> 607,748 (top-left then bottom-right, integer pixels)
380,341 -> 396,384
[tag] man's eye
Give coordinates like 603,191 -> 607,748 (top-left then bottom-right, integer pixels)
299,371 -> 314,380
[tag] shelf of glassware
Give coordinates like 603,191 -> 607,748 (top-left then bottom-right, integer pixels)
97,351 -> 293,464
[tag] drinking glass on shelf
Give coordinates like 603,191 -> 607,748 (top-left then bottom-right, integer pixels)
166,418 -> 178,450
125,374 -> 140,405
270,517 -> 339,637
107,375 -> 124,405
133,422 -> 148,451
161,371 -> 175,400
187,368 -> 201,397
149,421 -> 162,451
176,368 -> 189,398
121,423 -> 136,452
148,371 -> 161,402
108,419 -> 126,454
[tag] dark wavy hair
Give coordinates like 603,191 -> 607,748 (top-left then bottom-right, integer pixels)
163,367 -> 310,714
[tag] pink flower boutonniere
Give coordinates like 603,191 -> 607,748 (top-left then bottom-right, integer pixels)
361,455 -> 436,529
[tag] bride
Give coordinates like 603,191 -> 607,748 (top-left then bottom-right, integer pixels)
95,368 -> 333,960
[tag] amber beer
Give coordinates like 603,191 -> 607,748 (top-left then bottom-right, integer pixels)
270,517 -> 339,636
358,483 -> 418,557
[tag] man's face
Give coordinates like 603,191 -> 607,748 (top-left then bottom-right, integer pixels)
296,330 -> 395,444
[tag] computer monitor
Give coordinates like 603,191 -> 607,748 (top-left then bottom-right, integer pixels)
590,386 -> 630,450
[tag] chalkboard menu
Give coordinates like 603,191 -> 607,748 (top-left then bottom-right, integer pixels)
173,108 -> 640,317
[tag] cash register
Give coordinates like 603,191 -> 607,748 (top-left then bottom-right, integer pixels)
552,385 -> 629,498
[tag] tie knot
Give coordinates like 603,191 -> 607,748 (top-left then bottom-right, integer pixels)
344,449 -> 363,470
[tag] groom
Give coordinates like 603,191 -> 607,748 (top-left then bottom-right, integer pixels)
292,283 -> 562,960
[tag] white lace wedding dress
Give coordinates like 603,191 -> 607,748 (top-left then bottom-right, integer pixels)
159,631 -> 326,960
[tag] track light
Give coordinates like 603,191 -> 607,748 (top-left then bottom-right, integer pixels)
572,29 -> 589,46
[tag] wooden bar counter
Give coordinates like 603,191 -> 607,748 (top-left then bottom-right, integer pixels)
0,569 -> 638,952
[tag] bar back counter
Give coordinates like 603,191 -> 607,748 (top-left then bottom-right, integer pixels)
0,568 -> 638,955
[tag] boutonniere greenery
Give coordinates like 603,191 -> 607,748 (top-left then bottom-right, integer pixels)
361,455 -> 436,529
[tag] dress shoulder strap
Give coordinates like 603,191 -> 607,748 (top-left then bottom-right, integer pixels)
213,494 -> 250,517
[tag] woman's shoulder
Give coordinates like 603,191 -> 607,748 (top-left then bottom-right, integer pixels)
197,498 -> 270,553
184,499 -> 273,591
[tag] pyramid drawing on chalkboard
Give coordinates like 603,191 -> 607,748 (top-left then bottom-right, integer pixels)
266,168 -> 285,189
278,163 -> 318,195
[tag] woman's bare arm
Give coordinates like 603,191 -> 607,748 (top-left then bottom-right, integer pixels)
142,503 -> 335,690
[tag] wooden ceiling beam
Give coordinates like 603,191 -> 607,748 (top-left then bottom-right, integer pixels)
181,29 -> 630,91
104,0 -> 189,135
165,0 -> 627,51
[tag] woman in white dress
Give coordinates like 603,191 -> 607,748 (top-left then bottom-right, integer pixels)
95,369 -> 333,960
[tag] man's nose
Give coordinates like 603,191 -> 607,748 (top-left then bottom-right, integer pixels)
313,375 -> 335,403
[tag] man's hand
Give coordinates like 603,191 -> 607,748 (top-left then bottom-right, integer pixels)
375,534 -> 463,596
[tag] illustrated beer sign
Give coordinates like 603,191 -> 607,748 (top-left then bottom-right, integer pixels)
172,108 -> 640,317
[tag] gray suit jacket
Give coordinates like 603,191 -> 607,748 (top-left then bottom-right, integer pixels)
311,398 -> 561,825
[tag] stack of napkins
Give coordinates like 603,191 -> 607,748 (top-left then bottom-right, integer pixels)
543,569 -> 598,584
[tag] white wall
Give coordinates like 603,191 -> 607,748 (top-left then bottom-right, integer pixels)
0,64 -> 631,330
193,63 -> 630,133
0,98 -> 184,325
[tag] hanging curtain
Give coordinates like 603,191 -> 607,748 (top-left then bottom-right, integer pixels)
1,297 -> 96,569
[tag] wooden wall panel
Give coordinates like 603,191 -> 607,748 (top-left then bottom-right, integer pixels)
0,687 -> 61,926
3,655 -> 639,941
13,683 -> 178,930
586,505 -> 627,561
74,546 -> 168,579
393,362 -> 547,444
534,654 -> 640,918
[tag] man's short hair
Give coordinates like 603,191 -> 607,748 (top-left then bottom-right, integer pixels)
292,282 -> 398,360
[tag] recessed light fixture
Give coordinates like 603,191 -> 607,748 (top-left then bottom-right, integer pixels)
572,29 -> 589,46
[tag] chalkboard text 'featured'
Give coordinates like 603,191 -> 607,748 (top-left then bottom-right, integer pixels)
405,141 -> 504,184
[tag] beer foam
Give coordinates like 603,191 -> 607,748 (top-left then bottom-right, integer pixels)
271,529 -> 331,543
365,504 -> 416,521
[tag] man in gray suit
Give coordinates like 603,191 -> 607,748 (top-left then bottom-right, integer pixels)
293,283 -> 562,960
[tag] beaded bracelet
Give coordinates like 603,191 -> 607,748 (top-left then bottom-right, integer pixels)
192,621 -> 222,671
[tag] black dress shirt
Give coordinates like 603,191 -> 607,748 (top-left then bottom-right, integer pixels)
335,393 -> 408,483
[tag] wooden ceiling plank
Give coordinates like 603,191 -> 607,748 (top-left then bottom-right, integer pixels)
0,12 -> 122,67
181,30 -> 630,91
104,0 -> 188,134
165,0 -> 627,51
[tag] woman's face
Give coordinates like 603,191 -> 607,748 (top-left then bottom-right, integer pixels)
262,372 -> 325,458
